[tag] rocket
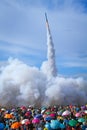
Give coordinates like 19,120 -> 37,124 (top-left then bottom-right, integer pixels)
45,12 -> 48,23
45,13 -> 51,35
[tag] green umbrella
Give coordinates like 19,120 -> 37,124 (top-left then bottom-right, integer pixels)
45,111 -> 51,115
69,119 -> 78,127
78,118 -> 85,123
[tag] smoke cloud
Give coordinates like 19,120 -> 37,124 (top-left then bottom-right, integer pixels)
0,58 -> 87,107
0,17 -> 87,107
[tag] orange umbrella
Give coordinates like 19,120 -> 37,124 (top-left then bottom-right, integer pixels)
4,114 -> 13,119
11,122 -> 21,129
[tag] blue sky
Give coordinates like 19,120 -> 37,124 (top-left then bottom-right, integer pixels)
0,0 -> 87,78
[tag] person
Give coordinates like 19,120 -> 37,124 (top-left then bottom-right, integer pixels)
75,123 -> 81,130
66,125 -> 72,130
81,122 -> 87,130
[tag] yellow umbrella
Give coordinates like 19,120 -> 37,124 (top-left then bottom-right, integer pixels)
44,128 -> 48,130
11,122 -> 21,129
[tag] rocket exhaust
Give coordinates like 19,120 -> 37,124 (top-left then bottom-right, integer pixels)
45,13 -> 57,77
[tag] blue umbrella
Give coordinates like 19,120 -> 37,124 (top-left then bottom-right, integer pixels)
75,107 -> 80,112
45,122 -> 51,130
50,120 -> 60,129
60,123 -> 65,129
35,114 -> 42,119
78,118 -> 85,123
0,123 -> 5,130
6,110 -> 11,114
41,106 -> 47,110
45,116 -> 52,121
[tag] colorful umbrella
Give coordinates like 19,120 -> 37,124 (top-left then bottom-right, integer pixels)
69,119 -> 78,127
4,114 -> 13,119
43,114 -> 48,118
75,112 -> 81,117
45,122 -> 51,130
41,106 -> 46,110
0,123 -> 5,129
62,110 -> 71,116
57,110 -> 63,116
45,111 -> 51,115
81,106 -> 86,110
32,118 -> 40,124
78,118 -> 85,123
80,111 -> 85,116
21,119 -> 30,125
59,123 -> 65,129
41,109 -> 46,114
21,106 -> 27,110
50,120 -> 60,129
45,116 -> 52,121
11,122 -> 21,129
44,128 -> 48,130
35,114 -> 42,119
25,111 -> 31,117
25,120 -> 31,125
84,110 -> 87,114
57,116 -> 63,120
1,108 -> 6,111
50,113 -> 56,118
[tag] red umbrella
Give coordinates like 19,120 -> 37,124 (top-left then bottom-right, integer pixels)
21,119 -> 30,125
25,120 -> 31,125
21,106 -> 27,110
25,111 -> 31,117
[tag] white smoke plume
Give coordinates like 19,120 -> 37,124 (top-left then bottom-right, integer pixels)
0,58 -> 47,106
41,14 -> 57,78
0,16 -> 87,107
0,57 -> 87,107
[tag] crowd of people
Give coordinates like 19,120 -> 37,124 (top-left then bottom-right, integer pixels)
0,104 -> 87,130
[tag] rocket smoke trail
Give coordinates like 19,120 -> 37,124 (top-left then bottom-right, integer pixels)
41,13 -> 57,78
45,13 -> 57,77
